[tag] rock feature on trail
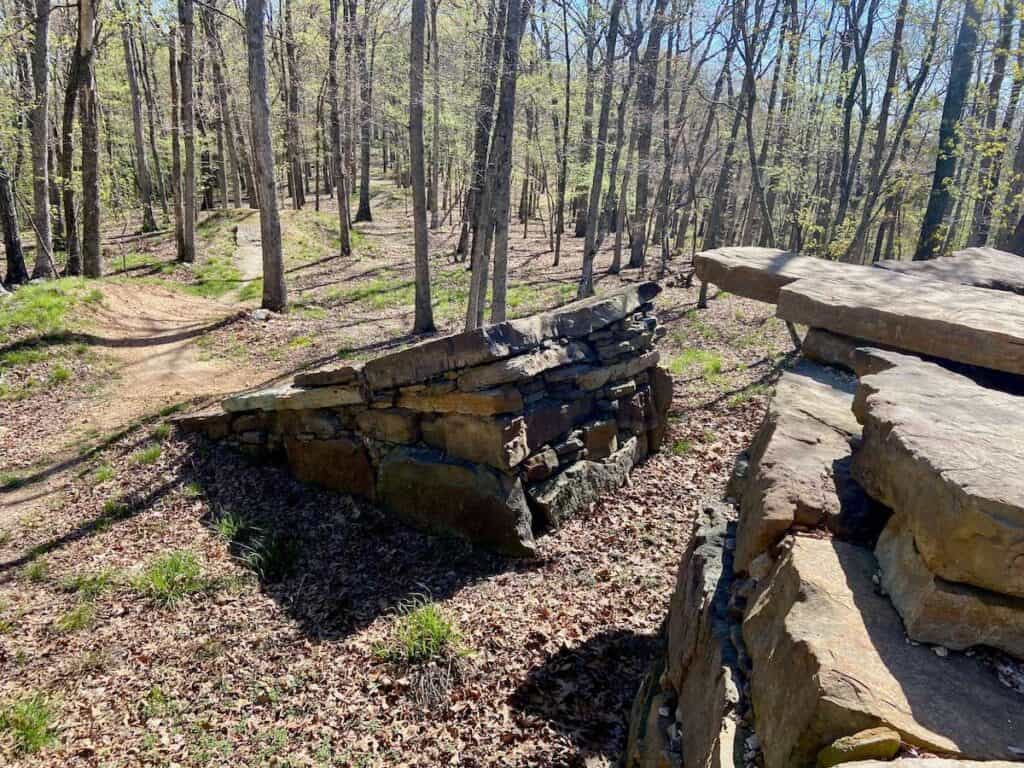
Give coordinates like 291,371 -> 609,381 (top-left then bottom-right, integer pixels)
693,247 -> 870,304
777,270 -> 1024,376
743,536 -> 1024,767
852,356 -> 1024,598
732,360 -> 884,575
875,247 -> 1024,295
176,284 -> 672,556
624,503 -> 748,768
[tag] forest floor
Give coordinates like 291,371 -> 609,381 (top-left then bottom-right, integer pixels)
0,178 -> 792,767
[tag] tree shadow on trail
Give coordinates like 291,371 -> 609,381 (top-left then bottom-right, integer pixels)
186,436 -> 532,642
510,628 -> 660,765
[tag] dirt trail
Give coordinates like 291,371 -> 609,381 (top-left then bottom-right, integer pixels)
234,220 -> 264,297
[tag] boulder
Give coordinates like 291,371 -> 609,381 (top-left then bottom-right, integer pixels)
734,361 -> 883,575
694,247 -> 869,304
361,282 -> 660,390
816,727 -> 901,768
743,536 -> 1024,768
663,504 -> 745,768
354,408 -> 421,444
800,329 -> 898,377
456,342 -> 590,391
284,435 -> 375,500
874,511 -> 1024,658
777,270 -> 1024,376
396,385 -> 524,415
527,438 -> 639,528
421,412 -> 529,472
874,247 -> 1024,295
377,446 -> 535,556
852,357 -> 1024,597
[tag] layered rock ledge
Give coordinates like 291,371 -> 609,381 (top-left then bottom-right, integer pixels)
176,284 -> 672,556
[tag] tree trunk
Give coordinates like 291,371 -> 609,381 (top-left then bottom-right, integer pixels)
628,0 -> 670,269
120,10 -> 157,232
79,0 -> 101,277
428,0 -> 441,230
915,0 -> 982,260
61,35 -> 81,276
552,0 -> 571,266
29,0 -> 53,278
351,0 -> 373,222
284,0 -> 305,209
410,0 -> 435,332
169,27 -> 186,258
578,0 -> 622,297
328,0 -> 352,255
247,0 -> 287,311
0,164 -> 29,286
202,9 -> 242,209
138,33 -> 169,215
178,0 -> 197,262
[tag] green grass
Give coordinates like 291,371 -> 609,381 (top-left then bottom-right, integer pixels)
183,256 -> 243,299
288,334 -> 314,349
92,463 -> 115,483
23,558 -> 48,583
0,346 -> 49,368
340,270 -> 416,309
1,472 -> 24,490
182,481 -> 203,498
213,511 -> 250,542
669,348 -> 724,381
0,278 -> 102,340
54,602 -> 96,633
727,383 -> 771,408
100,497 -> 131,520
47,364 -> 71,385
60,570 -> 114,601
238,278 -> 263,302
240,533 -> 299,582
132,550 -> 207,608
375,597 -> 462,666
671,439 -> 693,456
0,694 -> 57,754
151,423 -> 172,441
131,444 -> 162,465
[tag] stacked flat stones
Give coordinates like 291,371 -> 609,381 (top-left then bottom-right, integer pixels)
178,283 -> 672,556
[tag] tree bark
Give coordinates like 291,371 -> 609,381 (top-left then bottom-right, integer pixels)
0,163 -> 29,286
915,0 -> 982,260
169,27 -> 186,258
410,0 -> 435,333
284,0 -> 305,209
60,33 -> 81,276
29,0 -> 53,278
428,0 -> 441,230
350,0 -> 373,222
329,0 -> 352,255
178,0 -> 197,262
202,8 -> 242,209
79,0 -> 101,277
120,8 -> 157,232
247,0 -> 287,311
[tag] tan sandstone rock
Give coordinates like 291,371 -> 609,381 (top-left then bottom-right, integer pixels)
293,361 -> 363,388
875,511 -> 1024,658
852,357 -> 1024,597
283,435 -> 375,500
816,727 -> 901,767
421,413 -> 529,472
777,270 -> 1024,376
396,385 -> 524,415
355,408 -> 421,444
734,361 -> 882,575
874,247 -> 1024,295
743,536 -> 1024,768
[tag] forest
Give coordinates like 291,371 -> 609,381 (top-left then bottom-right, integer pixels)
1,0 -> 1024,765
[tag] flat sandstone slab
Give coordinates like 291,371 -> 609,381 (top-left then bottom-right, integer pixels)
694,247 -> 871,304
852,356 -> 1024,597
743,536 -> 1024,768
875,247 -> 1024,295
777,270 -> 1024,375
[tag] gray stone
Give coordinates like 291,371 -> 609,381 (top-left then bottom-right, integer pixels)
875,510 -> 1024,658
874,246 -> 1024,295
777,270 -> 1024,376
377,446 -> 536,556
743,536 -> 1024,768
843,762 -> 1022,767
522,448 -> 559,482
293,361 -> 364,388
577,349 -> 661,390
853,357 -> 1024,597
582,419 -> 618,461
223,382 -> 366,412
456,342 -> 591,391
523,396 -> 594,452
527,437 -> 639,528
734,361 -> 883,575
354,408 -> 421,444
396,385 -> 524,415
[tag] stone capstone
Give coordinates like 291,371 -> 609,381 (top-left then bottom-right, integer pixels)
777,270 -> 1024,376
743,536 -> 1024,767
733,361 -> 883,574
293,361 -> 363,388
455,342 -> 591,391
874,510 -> 1024,658
224,382 -> 366,412
874,247 -> 1024,295
377,446 -> 535,556
852,356 -> 1024,597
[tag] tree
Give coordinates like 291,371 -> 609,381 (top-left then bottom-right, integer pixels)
410,0 -> 435,333
350,0 -> 373,222
284,0 -> 305,209
119,2 -> 158,232
29,0 -> 53,278
328,0 -> 352,255
169,26 -> 186,259
428,0 -> 441,230
914,0 -> 982,260
178,0 -> 197,262
0,164 -> 29,286
246,0 -> 287,311
79,0 -> 102,278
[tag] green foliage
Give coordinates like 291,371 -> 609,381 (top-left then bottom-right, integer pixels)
92,463 -> 115,483
1,473 -> 23,490
240,532 -> 299,582
238,278 -> 263,302
184,256 -> 243,299
671,439 -> 692,456
131,444 -> 162,465
54,603 -> 96,633
0,694 -> 57,755
375,597 -> 462,666
151,423 -> 172,441
60,570 -> 114,601
669,348 -> 724,382
213,511 -> 250,541
47,364 -> 71,385
132,551 -> 207,608
23,558 -> 48,583
0,279 -> 102,340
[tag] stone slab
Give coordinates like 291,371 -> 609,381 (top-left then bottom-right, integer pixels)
743,536 -> 1024,768
420,412 -> 529,472
876,510 -> 1024,658
283,435 -> 375,500
456,342 -> 590,391
734,361 -> 883,574
377,445 -> 535,556
852,357 -> 1024,597
777,270 -> 1024,376
224,382 -> 366,412
293,361 -> 363,388
397,385 -> 524,415
361,282 -> 660,390
694,247 -> 870,304
875,247 -> 1024,295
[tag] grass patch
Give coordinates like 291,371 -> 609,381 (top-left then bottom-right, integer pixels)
131,444 -> 162,465
288,335 -> 314,349
240,532 -> 299,582
213,510 -> 250,542
1,472 -> 24,490
0,694 -> 57,755
374,596 -> 462,666
54,602 -> 96,633
47,364 -> 71,385
92,464 -> 114,483
727,383 -> 771,408
671,439 -> 692,456
23,558 -> 48,583
60,570 -> 114,601
0,278 -> 102,340
0,346 -> 49,368
340,270 -> 415,310
669,348 -> 724,381
151,423 -> 172,441
238,278 -> 263,302
132,550 -> 207,608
